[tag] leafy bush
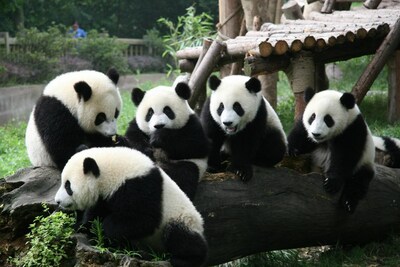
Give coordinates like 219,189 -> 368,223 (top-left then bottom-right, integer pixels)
76,30 -> 130,74
158,5 -> 215,75
127,55 -> 166,73
10,205 -> 75,267
57,55 -> 93,73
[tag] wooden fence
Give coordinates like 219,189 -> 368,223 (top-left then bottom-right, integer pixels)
0,32 -> 152,57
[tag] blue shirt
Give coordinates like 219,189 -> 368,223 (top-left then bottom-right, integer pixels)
70,28 -> 87,38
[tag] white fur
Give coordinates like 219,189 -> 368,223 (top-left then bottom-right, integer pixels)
304,90 -> 375,172
210,75 -> 262,135
136,86 -> 194,135
373,135 -> 400,152
55,146 -> 203,249
25,111 -> 55,166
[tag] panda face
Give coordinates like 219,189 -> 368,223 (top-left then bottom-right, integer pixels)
55,147 -> 155,211
209,75 -> 262,135
133,83 -> 193,135
303,89 -> 359,143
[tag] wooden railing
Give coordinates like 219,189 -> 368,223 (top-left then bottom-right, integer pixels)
0,32 -> 153,57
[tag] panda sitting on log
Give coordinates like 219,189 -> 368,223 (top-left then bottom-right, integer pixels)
287,88 -> 375,213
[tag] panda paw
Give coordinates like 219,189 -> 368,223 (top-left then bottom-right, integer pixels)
227,164 -> 253,182
323,177 -> 343,194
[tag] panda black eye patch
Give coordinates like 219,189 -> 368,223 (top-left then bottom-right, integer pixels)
145,108 -> 154,122
163,106 -> 175,120
233,102 -> 244,116
324,114 -> 335,128
95,112 -> 106,126
217,103 -> 224,116
65,180 -> 73,196
308,113 -> 316,125
114,109 -> 120,119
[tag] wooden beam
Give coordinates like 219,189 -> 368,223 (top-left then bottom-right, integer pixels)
352,18 -> 400,104
388,50 -> 400,123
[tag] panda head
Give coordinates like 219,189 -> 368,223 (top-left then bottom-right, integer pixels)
302,88 -> 360,143
55,147 -> 154,211
208,75 -> 262,135
44,68 -> 122,137
132,82 -> 194,134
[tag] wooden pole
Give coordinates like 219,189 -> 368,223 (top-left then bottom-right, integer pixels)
352,18 -> 400,104
387,50 -> 400,123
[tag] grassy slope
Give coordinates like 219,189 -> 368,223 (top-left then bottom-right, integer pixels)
1,56 -> 400,265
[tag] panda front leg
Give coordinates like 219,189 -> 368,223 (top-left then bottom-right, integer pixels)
339,166 -> 375,213
163,221 -> 208,267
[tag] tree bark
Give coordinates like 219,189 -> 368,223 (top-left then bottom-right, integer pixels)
1,163 -> 400,266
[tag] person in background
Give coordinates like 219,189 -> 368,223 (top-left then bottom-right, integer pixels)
69,22 -> 87,38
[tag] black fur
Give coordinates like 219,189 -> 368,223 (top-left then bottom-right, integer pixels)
304,87 -> 315,103
83,157 -> 100,177
201,98 -> 286,181
245,77 -> 261,94
34,96 -> 123,170
163,221 -> 208,267
382,137 -> 400,168
106,68 -> 119,85
74,81 -> 92,102
125,114 -> 209,200
208,75 -> 221,91
340,92 -> 356,109
132,88 -> 145,106
175,82 -> 191,100
287,114 -> 375,213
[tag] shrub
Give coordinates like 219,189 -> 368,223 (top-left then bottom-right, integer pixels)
10,205 -> 75,267
127,55 -> 166,73
77,30 -> 130,74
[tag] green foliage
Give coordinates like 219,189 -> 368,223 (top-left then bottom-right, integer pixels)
77,30 -> 129,74
158,5 -> 215,75
0,121 -> 30,178
10,204 -> 75,267
143,28 -> 165,56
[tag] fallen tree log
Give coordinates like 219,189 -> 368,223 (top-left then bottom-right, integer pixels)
1,163 -> 400,266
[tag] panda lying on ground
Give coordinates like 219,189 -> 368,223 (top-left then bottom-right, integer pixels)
25,68 -> 128,171
372,135 -> 400,168
55,147 -> 208,267
287,88 -> 375,213
200,75 -> 287,182
125,82 -> 209,200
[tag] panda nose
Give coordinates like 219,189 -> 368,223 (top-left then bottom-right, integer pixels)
312,133 -> 321,137
223,121 -> 233,126
154,124 -> 165,129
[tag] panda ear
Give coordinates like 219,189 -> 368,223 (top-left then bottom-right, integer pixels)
131,88 -> 145,106
106,68 -> 119,85
208,75 -> 221,91
74,81 -> 92,102
175,82 -> 191,100
340,92 -> 356,109
83,157 -> 100,178
245,77 -> 261,94
304,87 -> 315,103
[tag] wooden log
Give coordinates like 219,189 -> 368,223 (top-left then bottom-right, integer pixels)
176,46 -> 203,60
178,59 -> 196,73
387,50 -> 400,123
282,0 -> 305,20
2,162 -> 400,266
188,40 -> 226,108
352,17 -> 400,104
230,18 -> 248,75
194,164 -> 400,266
244,54 -> 291,76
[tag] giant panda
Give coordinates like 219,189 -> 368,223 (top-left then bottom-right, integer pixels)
125,82 -> 209,200
287,88 -> 375,213
372,135 -> 400,168
200,75 -> 287,182
25,68 -> 127,171
55,147 -> 208,267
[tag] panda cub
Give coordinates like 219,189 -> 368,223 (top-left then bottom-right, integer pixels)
201,75 -> 287,181
26,68 -> 127,171
125,82 -> 209,200
55,147 -> 208,267
287,88 -> 375,213
372,135 -> 400,168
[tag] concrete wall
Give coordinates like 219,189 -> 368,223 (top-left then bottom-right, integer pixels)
0,85 -> 43,125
